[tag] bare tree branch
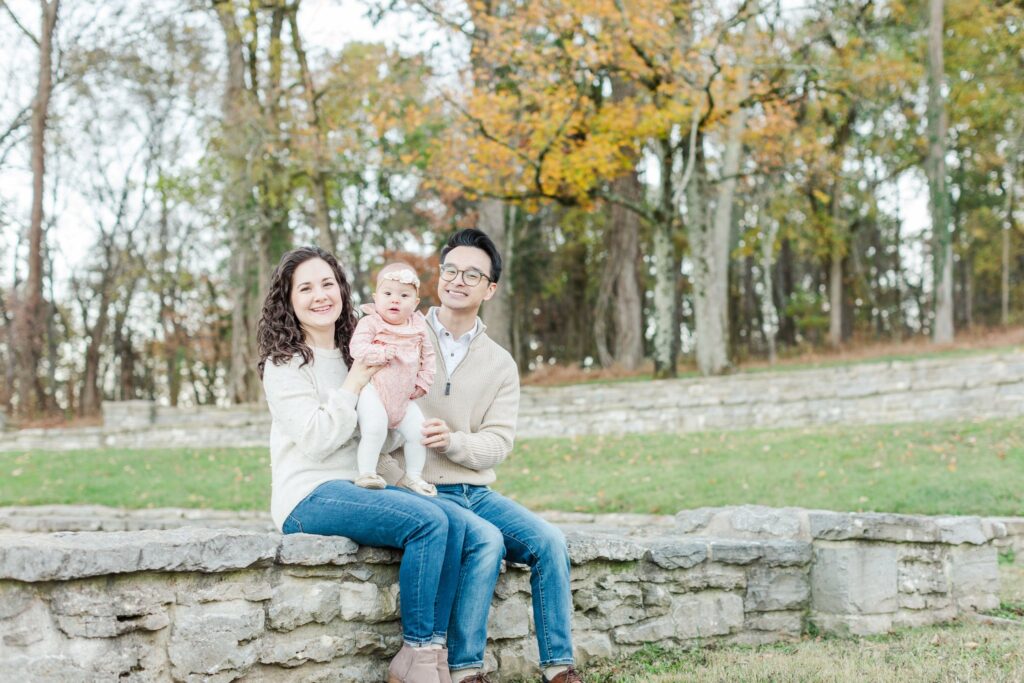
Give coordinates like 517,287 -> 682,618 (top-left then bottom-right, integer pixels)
0,0 -> 40,46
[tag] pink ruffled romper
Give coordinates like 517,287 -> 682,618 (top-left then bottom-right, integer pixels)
349,304 -> 435,429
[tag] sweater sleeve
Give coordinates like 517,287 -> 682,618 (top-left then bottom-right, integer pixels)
415,318 -> 436,393
262,358 -> 359,462
443,362 -> 519,471
349,316 -> 387,365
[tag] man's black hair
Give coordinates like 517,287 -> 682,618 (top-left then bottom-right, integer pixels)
440,228 -> 503,283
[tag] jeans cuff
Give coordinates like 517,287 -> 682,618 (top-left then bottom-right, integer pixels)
403,636 -> 434,647
431,633 -> 447,646
540,658 -> 576,667
451,661 -> 485,671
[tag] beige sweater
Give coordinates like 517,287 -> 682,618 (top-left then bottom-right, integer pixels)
263,347 -> 399,531
379,318 -> 519,486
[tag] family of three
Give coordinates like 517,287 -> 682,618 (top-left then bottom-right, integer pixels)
256,229 -> 584,683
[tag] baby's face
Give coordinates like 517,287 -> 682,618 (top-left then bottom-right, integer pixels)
373,281 -> 420,325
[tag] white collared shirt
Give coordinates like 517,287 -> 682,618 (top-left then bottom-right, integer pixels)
429,308 -> 479,377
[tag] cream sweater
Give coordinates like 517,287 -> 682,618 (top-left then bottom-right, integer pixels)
379,315 -> 520,486
264,347 -> 398,531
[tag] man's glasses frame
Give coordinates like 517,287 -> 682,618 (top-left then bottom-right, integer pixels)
439,264 -> 491,287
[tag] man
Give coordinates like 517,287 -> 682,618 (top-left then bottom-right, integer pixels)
381,228 -> 583,683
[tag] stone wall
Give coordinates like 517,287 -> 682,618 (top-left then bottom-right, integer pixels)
2,351 -> 1022,452
0,505 -> 1012,682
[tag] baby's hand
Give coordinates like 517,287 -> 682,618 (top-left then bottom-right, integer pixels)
409,386 -> 426,400
385,346 -> 397,361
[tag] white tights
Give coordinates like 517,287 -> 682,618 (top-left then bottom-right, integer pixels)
356,384 -> 427,480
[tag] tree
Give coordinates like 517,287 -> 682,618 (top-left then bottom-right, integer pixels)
7,0 -> 59,416
927,0 -> 953,343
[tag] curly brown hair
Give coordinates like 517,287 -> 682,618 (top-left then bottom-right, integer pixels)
257,246 -> 357,378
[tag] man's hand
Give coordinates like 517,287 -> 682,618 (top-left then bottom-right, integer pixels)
421,418 -> 451,451
409,386 -> 426,400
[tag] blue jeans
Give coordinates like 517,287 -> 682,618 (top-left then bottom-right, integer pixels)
282,480 -> 465,645
430,485 -> 575,670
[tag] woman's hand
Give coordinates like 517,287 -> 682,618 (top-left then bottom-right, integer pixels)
342,357 -> 384,395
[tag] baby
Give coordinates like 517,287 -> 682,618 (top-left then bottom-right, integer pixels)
349,262 -> 436,496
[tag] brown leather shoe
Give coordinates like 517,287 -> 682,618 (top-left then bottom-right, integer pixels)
542,666 -> 584,683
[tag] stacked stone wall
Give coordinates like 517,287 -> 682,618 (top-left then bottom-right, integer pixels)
2,351 -> 1022,452
0,505 -> 1014,682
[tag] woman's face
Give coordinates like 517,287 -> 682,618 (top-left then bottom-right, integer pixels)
290,257 -> 343,342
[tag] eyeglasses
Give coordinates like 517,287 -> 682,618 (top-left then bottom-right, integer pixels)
439,264 -> 491,287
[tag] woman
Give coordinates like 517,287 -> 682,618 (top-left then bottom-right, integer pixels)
257,246 -> 463,683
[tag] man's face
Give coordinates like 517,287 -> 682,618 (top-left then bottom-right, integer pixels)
437,245 -> 497,314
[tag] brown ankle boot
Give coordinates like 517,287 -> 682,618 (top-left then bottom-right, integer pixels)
388,644 -> 440,683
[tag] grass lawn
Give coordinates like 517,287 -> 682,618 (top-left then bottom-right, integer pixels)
567,622 -> 1024,683
1,416 -> 1022,517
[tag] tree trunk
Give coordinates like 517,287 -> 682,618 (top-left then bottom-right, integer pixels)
595,170 -> 644,370
1003,139 -> 1016,326
927,0 -> 954,343
478,198 -> 513,352
759,214 -> 780,365
828,194 -> 844,347
652,136 -> 679,378
12,0 -> 59,416
288,6 -> 334,252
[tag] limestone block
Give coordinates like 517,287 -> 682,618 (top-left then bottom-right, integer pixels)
492,637 -> 540,679
338,581 -> 399,623
244,657 -> 386,683
642,563 -> 745,591
564,531 -> 647,564
277,533 -> 359,566
947,545 -> 999,611
641,583 -> 672,609
0,528 -> 279,582
897,560 -> 947,596
808,511 -> 940,543
811,544 -> 898,615
809,611 -> 893,636
729,506 -> 805,539
168,599 -> 264,678
102,400 -> 156,429
0,596 -> 59,650
56,612 -> 169,639
743,610 -> 803,636
613,590 -> 743,644
744,567 -> 810,612
267,577 -> 343,631
488,594 -> 531,640
934,516 -> 993,545
0,580 -> 35,620
892,606 -> 957,630
762,540 -> 813,567
646,540 -> 708,569
494,568 -> 531,599
174,569 -> 273,605
898,593 -> 951,611
572,631 -> 614,664
257,622 -> 399,667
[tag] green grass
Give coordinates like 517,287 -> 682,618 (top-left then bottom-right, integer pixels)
1,416 -> 1022,517
498,417 -> 1024,516
0,447 -> 271,510
564,623 -> 1024,682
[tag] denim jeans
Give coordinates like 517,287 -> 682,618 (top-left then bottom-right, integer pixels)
282,480 -> 465,645
430,485 -> 575,670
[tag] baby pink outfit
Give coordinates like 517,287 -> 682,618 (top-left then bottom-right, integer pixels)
349,304 -> 435,428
